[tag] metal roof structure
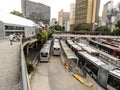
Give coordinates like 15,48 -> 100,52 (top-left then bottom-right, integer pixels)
0,12 -> 36,27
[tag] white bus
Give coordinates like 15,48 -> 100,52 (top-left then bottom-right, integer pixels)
40,43 -> 51,62
53,43 -> 61,56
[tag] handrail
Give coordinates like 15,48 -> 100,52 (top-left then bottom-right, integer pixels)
20,37 -> 32,90
20,35 -> 37,90
21,42 -> 30,90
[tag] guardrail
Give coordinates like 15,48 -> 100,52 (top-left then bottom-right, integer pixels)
20,42 -> 30,90
20,36 -> 36,90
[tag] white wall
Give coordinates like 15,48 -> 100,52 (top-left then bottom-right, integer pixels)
0,21 -> 5,38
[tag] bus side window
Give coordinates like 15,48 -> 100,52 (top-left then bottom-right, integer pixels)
108,75 -> 120,90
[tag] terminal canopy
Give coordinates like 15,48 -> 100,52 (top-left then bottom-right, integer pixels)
0,11 -> 36,27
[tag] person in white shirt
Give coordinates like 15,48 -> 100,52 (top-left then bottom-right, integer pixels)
9,34 -> 14,45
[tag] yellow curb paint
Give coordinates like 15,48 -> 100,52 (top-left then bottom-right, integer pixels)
72,74 -> 93,88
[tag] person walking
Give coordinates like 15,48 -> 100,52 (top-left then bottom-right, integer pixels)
9,34 -> 14,45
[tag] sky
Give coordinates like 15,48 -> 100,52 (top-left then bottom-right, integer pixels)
0,0 -> 120,19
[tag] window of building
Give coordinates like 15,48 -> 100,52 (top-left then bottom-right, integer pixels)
5,25 -> 25,30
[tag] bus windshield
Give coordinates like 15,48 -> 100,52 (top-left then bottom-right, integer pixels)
41,53 -> 48,57
54,48 -> 60,50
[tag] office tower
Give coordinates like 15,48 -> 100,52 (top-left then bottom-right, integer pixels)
75,0 -> 100,31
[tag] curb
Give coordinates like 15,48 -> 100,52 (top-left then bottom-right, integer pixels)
72,73 -> 93,88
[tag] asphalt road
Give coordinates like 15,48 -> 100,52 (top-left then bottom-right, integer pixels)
30,55 -> 104,90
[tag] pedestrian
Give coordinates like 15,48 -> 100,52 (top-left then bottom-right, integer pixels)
9,34 -> 14,45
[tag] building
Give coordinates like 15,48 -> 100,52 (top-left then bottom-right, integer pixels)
58,9 -> 69,27
75,0 -> 100,31
50,18 -> 57,26
21,0 -> 50,24
0,12 -> 38,38
70,3 -> 75,25
69,3 -> 75,31
102,1 -> 119,31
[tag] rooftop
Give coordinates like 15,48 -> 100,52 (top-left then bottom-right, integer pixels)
0,11 -> 36,27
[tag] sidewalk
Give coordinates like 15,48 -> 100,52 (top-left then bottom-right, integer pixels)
0,39 -> 21,90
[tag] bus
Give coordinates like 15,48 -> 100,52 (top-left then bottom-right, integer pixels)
89,39 -> 120,59
40,41 -> 52,62
77,51 -> 120,89
108,68 -> 120,90
82,46 -> 99,56
53,43 -> 61,56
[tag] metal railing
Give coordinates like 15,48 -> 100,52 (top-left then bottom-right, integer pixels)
20,36 -> 36,90
20,42 -> 30,90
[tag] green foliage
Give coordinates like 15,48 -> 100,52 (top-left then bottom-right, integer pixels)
94,26 -> 111,33
27,63 -> 34,74
48,29 -> 55,36
49,25 -> 64,31
115,20 -> 120,28
55,25 -> 63,30
112,28 -> 120,35
36,30 -> 47,43
49,26 -> 55,29
35,28 -> 55,42
10,10 -> 26,18
112,20 -> 120,35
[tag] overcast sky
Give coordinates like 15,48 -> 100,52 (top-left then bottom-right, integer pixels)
0,0 -> 120,19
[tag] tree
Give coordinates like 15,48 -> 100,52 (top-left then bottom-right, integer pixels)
10,10 -> 25,18
49,25 -> 63,31
35,28 -> 55,43
112,20 -> 120,35
94,26 -> 111,33
115,20 -> 120,28
48,29 -> 55,38
36,30 -> 47,43
55,25 -> 63,31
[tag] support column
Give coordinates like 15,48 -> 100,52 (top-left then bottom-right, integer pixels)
26,45 -> 29,55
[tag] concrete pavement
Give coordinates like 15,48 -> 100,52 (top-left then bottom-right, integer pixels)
30,56 -> 90,90
0,39 -> 21,90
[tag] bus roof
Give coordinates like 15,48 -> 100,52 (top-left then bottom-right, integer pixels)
78,51 -> 105,66
99,49 -> 120,61
77,43 -> 86,47
54,39 -> 59,42
82,46 -> 98,53
71,44 -> 82,51
40,48 -> 50,53
67,40 -> 75,45
53,44 -> 61,48
110,68 -> 120,78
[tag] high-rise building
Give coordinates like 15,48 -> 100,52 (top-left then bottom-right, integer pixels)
102,1 -> 113,26
58,9 -> 69,27
21,0 -> 50,24
69,3 -> 75,31
75,0 -> 100,31
70,3 -> 75,25
102,1 -> 119,31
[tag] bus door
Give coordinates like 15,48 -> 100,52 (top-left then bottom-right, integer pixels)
97,64 -> 110,89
